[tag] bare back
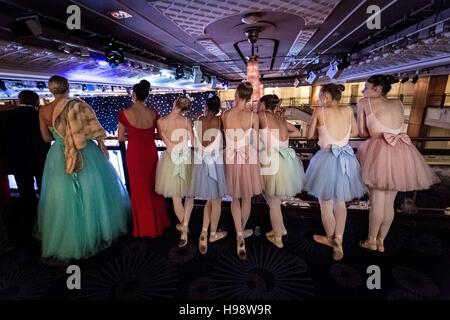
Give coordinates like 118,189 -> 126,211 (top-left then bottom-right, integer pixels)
365,97 -> 404,130
259,111 -> 289,141
317,106 -> 353,141
198,115 -> 221,148
157,113 -> 192,150
123,106 -> 157,129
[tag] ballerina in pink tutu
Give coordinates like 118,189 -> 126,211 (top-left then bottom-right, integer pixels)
357,75 -> 440,252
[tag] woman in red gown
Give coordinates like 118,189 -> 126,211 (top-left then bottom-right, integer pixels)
118,80 -> 170,237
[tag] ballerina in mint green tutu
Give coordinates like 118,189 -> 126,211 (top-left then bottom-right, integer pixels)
36,75 -> 130,261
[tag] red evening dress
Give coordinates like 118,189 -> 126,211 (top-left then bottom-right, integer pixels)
118,110 -> 170,237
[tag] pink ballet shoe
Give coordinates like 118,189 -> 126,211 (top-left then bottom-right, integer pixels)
243,229 -> 253,239
313,234 -> 333,247
359,239 -> 377,251
376,238 -> 385,253
199,230 -> 208,255
209,231 -> 228,243
236,234 -> 247,260
178,225 -> 189,248
266,232 -> 283,249
332,237 -> 344,261
266,228 -> 288,237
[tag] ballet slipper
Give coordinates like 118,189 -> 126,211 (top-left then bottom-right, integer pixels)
359,238 -> 377,251
332,236 -> 344,261
376,237 -> 385,253
243,229 -> 253,239
178,225 -> 189,248
266,232 -> 283,249
236,233 -> 247,260
266,228 -> 288,237
209,230 -> 228,243
199,230 -> 208,255
313,234 -> 333,247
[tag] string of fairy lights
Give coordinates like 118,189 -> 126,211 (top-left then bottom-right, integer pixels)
83,92 -> 217,134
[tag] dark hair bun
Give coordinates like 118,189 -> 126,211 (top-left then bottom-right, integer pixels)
206,95 -> 221,114
367,74 -> 392,95
133,79 -> 151,101
139,79 -> 151,91
259,94 -> 280,110
320,83 -> 344,101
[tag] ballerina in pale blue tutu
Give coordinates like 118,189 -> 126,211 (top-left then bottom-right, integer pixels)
37,76 -> 130,261
188,96 -> 228,254
259,94 -> 305,248
304,84 -> 367,260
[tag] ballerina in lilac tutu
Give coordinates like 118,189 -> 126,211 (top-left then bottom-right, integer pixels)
304,84 -> 367,261
188,95 -> 228,255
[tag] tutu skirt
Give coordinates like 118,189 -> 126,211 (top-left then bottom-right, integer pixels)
37,130 -> 130,260
304,144 -> 367,201
225,147 -> 263,198
188,150 -> 227,199
155,150 -> 192,197
357,133 -> 440,191
261,147 -> 305,197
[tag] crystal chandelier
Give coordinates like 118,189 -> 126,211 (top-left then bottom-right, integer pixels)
246,56 -> 263,102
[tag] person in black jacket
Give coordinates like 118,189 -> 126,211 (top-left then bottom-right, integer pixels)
0,90 -> 49,239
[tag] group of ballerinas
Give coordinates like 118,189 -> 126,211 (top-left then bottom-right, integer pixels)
35,74 -> 438,262
155,76 -> 438,261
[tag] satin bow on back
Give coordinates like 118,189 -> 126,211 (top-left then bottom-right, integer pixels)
278,147 -> 297,159
331,144 -> 354,176
171,150 -> 190,181
200,150 -> 221,182
382,132 -> 412,146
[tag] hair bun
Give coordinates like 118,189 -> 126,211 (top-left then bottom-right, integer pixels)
386,75 -> 397,85
337,84 -> 345,92
139,79 -> 151,91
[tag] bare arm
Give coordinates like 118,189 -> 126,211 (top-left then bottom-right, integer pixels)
357,100 -> 369,138
307,107 -> 319,140
186,118 -> 195,148
350,108 -> 359,137
117,122 -> 127,142
39,108 -> 53,143
286,121 -> 302,138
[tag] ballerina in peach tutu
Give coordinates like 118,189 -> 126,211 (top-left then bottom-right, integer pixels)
357,75 -> 440,252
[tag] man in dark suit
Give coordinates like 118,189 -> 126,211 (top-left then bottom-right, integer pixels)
0,90 -> 49,239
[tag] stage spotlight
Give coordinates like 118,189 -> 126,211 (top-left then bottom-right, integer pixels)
105,38 -> 124,67
58,44 -> 71,54
326,60 -> 339,79
306,71 -> 317,85
211,76 -> 217,89
8,16 -> 42,37
36,81 -> 46,90
192,66 -> 202,84
294,78 -> 300,87
222,81 -> 229,89
82,84 -> 87,91
411,75 -> 419,84
401,77 -> 409,83
175,65 -> 185,80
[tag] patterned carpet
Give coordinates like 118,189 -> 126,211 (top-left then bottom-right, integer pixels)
1,199 -> 450,301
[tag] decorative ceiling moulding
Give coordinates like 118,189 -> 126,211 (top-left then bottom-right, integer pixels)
280,29 -> 317,71
148,0 -> 341,37
196,38 -> 245,77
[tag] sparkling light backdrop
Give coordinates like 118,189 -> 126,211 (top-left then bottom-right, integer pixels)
83,91 -> 217,134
